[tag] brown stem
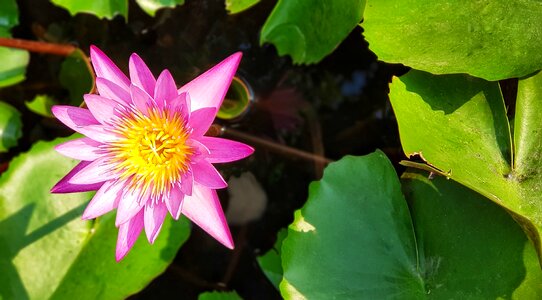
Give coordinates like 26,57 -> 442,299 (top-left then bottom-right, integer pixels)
0,37 -> 76,56
207,125 -> 333,165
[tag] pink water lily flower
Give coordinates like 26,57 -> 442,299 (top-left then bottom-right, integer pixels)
51,46 -> 254,261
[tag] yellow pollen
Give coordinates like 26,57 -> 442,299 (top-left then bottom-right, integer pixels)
107,107 -> 192,197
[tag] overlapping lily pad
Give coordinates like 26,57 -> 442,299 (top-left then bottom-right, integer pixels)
0,101 -> 22,152
0,137 -> 190,299
279,152 -> 542,298
261,0 -> 366,64
0,0 -> 29,87
363,0 -> 542,80
389,70 -> 542,262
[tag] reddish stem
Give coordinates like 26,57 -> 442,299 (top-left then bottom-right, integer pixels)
0,37 -> 76,56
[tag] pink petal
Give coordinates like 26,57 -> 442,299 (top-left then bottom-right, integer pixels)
180,169 -> 193,196
78,125 -> 120,143
51,161 -> 104,193
189,107 -> 217,137
52,106 -> 99,130
199,136 -> 254,163
82,180 -> 123,219
130,84 -> 153,115
116,209 -> 144,261
191,160 -> 227,189
181,183 -> 234,249
116,189 -> 148,226
129,53 -> 156,97
169,92 -> 190,120
165,185 -> 184,220
154,70 -> 178,109
179,52 -> 242,112
144,202 -> 168,244
90,45 -> 130,91
68,157 -> 117,185
55,137 -> 103,161
96,77 -> 131,105
84,94 -> 120,124
187,139 -> 210,160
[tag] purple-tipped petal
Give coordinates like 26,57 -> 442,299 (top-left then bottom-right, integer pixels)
199,136 -> 254,163
179,52 -> 242,112
116,189 -> 148,226
82,180 -> 123,220
55,138 -> 103,161
96,77 -> 131,105
51,161 -> 104,193
165,185 -> 184,220
68,158 -> 117,185
84,94 -> 119,124
129,53 -> 156,97
180,169 -> 193,196
189,107 -> 217,137
116,209 -> 144,261
154,70 -> 178,109
181,183 -> 234,249
130,84 -> 153,115
52,106 -> 99,130
144,202 -> 168,244
90,45 -> 130,91
192,160 -> 227,189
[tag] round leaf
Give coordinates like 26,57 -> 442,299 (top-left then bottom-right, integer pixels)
363,0 -> 542,80
135,0 -> 185,17
280,152 -> 424,299
51,0 -> 128,19
260,0 -> 366,64
0,137 -> 190,299
0,100 -> 22,152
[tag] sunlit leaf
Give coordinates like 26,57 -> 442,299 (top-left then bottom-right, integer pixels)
25,94 -> 56,117
0,101 -> 22,152
260,0 -> 366,64
225,0 -> 260,14
0,0 -> 29,87
0,137 -> 190,299
135,0 -> 184,16
363,0 -> 542,80
50,0 -> 128,19
389,70 -> 542,263
198,291 -> 242,300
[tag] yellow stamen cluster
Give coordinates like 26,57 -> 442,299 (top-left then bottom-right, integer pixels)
107,106 -> 192,197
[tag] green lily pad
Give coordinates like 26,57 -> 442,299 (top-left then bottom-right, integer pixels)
50,0 -> 128,19
0,0 -> 29,88
257,228 -> 287,289
260,0 -> 366,64
280,152 -> 542,298
135,0 -> 184,16
389,70 -> 542,263
59,49 -> 94,106
0,101 -> 22,152
362,0 -> 542,80
225,0 -> 260,14
25,94 -> 56,117
198,291 -> 242,300
0,137 -> 190,299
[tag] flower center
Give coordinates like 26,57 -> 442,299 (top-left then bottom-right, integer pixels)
108,107 -> 192,197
